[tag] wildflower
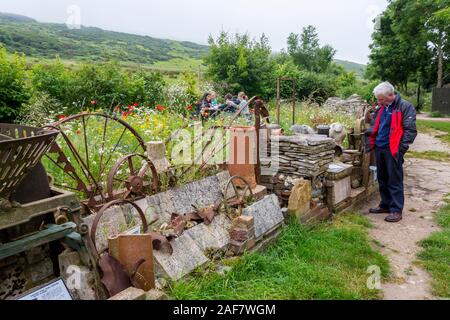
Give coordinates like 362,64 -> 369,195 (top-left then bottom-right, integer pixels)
122,111 -> 128,120
90,100 -> 97,105
128,105 -> 134,112
134,102 -> 139,107
186,105 -> 193,111
76,129 -> 81,135
156,105 -> 166,112
57,115 -> 66,120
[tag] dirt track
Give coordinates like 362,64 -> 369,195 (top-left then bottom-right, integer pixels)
359,134 -> 450,300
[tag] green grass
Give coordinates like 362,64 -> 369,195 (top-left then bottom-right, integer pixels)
169,213 -> 390,300
417,120 -> 450,144
417,199 -> 450,298
408,151 -> 450,162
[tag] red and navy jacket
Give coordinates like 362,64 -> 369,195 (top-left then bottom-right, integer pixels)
365,93 -> 417,160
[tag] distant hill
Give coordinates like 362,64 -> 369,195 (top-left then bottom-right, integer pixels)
0,12 -> 209,65
334,59 -> 366,77
0,12 -> 366,75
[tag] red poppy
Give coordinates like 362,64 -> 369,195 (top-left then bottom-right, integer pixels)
156,105 -> 166,112
57,115 -> 66,120
186,105 -> 193,111
128,105 -> 134,112
122,111 -> 128,118
134,102 -> 139,107
90,100 -> 97,105
76,129 -> 81,135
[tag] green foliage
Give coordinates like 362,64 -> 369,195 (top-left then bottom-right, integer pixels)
169,213 -> 389,300
205,32 -> 275,98
30,59 -> 71,104
296,71 -> 337,104
17,92 -> 64,126
287,25 -> 336,73
0,47 -> 30,122
334,59 -> 367,78
0,13 -> 208,65
416,119 -> 450,144
367,0 -> 449,88
417,203 -> 450,298
27,59 -> 168,115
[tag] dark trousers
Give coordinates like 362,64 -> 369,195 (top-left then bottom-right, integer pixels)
375,146 -> 404,213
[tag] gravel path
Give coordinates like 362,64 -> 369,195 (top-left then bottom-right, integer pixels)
359,134 -> 450,300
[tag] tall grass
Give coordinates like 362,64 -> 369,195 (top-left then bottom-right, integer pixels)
169,213 -> 390,300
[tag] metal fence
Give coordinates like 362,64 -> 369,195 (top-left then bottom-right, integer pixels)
432,87 -> 450,115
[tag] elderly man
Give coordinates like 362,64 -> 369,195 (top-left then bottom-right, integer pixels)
365,82 -> 417,223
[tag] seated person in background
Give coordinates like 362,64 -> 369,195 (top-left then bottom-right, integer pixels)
210,92 -> 219,110
237,92 -> 250,116
219,93 -> 238,113
193,92 -> 212,117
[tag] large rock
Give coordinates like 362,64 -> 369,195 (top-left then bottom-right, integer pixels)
183,214 -> 231,251
288,180 -> 312,219
153,233 -> 209,280
242,194 -> 284,240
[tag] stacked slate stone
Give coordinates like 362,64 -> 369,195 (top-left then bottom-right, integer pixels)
269,134 -> 335,178
323,94 -> 367,118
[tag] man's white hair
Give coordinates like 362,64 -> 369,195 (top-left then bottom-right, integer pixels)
373,81 -> 395,97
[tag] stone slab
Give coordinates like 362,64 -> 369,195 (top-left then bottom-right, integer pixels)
242,194 -> 284,239
153,233 -> 209,280
183,214 -> 231,251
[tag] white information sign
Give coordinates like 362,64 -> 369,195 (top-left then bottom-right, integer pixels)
18,279 -> 73,300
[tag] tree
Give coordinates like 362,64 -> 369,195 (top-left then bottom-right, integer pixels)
287,25 -> 336,73
367,0 -> 449,89
205,32 -> 275,97
0,48 -> 30,123
30,59 -> 71,104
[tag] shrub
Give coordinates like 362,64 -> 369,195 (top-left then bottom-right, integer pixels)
0,48 -> 30,122
296,71 -> 337,104
17,92 -> 64,126
30,59 -> 71,105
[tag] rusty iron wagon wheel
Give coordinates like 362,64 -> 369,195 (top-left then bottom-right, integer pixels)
43,112 -> 152,211
106,153 -> 159,201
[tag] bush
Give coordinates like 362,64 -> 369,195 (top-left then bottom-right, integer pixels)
296,71 -> 337,104
205,32 -> 275,98
126,70 -> 166,108
17,92 -> 64,126
0,48 -> 30,122
30,59 -> 71,105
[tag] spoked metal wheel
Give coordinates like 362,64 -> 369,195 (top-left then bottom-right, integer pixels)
106,153 -> 159,201
223,176 -> 254,216
43,112 -> 151,210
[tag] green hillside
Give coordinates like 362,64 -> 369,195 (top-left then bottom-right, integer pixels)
334,59 -> 366,77
0,12 -> 366,75
0,12 -> 209,66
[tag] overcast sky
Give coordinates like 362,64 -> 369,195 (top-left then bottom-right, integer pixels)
0,0 -> 388,64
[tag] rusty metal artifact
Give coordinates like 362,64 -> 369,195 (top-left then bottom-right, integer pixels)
106,153 -> 159,201
43,112 -> 150,211
224,176 -> 254,215
0,124 -> 59,202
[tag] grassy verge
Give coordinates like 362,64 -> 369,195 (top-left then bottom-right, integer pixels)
408,151 -> 450,162
169,213 -> 390,300
417,120 -> 450,144
417,197 -> 450,298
